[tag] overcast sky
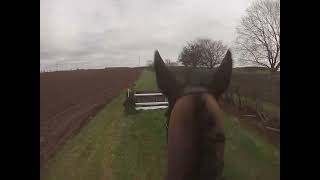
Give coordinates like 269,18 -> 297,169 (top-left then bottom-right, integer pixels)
40,0 -> 256,70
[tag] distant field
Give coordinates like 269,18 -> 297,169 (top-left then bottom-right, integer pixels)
40,69 -> 279,180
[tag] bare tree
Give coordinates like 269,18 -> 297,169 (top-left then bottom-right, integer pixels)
197,39 -> 228,69
178,38 -> 227,69
235,0 -> 280,72
178,41 -> 203,68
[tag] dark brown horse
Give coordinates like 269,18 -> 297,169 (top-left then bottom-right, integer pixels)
153,50 -> 233,180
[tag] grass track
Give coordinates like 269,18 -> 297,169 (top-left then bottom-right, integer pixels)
134,70 -> 158,92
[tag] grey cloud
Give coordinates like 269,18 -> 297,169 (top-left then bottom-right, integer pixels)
40,0 -> 256,70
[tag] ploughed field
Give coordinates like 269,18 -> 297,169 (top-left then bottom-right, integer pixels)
40,68 -> 141,166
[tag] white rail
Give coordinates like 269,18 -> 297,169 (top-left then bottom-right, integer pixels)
135,105 -> 168,110
129,89 -> 168,110
134,93 -> 164,96
135,102 -> 169,106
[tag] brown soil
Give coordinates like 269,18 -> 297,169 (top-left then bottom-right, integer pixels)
40,68 -> 141,167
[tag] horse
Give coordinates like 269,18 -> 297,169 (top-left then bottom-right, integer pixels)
153,49 -> 233,180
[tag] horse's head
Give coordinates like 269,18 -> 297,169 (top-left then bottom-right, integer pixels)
154,50 -> 232,180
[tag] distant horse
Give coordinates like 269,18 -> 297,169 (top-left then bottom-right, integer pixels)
154,50 -> 232,180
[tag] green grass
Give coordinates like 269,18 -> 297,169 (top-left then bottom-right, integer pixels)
112,69 -> 167,179
134,70 -> 158,91
223,114 -> 280,180
113,110 -> 167,180
40,69 -> 279,180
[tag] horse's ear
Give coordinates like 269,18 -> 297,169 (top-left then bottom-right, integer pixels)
208,49 -> 233,98
154,50 -> 182,98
